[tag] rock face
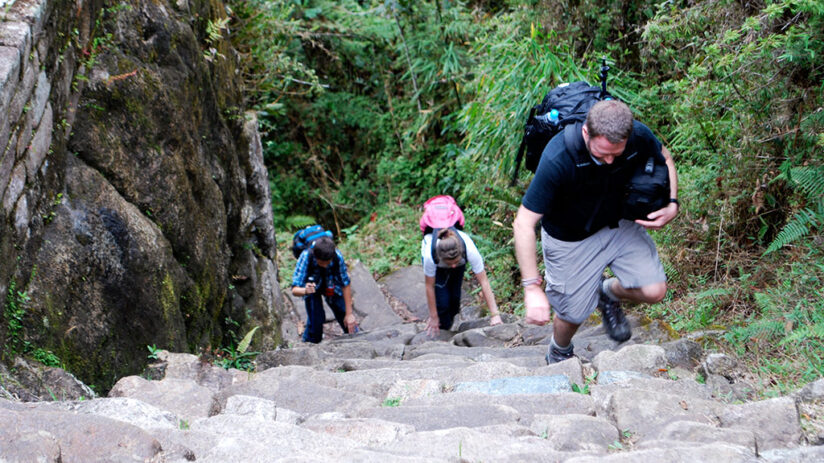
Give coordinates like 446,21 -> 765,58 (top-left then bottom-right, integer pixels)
1,267 -> 822,462
0,0 -> 281,391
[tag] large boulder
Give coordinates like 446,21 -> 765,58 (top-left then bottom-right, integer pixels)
349,260 -> 403,330
380,266 -> 428,320
1,0 -> 282,392
0,405 -> 164,462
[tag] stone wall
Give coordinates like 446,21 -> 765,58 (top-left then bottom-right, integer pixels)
0,0 -> 283,391
0,0 -> 53,239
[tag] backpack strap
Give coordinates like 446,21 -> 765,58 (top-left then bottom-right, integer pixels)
563,124 -> 605,234
563,123 -> 592,168
306,251 -> 343,290
431,228 -> 440,265
431,227 -> 468,266
306,229 -> 332,245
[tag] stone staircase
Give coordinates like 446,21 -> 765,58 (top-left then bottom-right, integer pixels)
1,263 -> 823,462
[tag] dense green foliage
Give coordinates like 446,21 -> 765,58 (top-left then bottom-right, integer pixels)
230,0 -> 823,392
3,280 -> 29,360
2,278 -> 62,368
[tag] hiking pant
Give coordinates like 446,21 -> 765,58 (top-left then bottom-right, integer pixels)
302,293 -> 349,343
435,265 -> 465,330
541,220 -> 666,324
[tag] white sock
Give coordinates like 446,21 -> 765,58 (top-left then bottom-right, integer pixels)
550,335 -> 572,352
602,277 -> 620,302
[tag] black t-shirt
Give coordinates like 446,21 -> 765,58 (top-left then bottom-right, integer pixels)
522,121 -> 664,241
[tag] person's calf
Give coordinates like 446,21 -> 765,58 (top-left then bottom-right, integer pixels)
551,316 -> 580,347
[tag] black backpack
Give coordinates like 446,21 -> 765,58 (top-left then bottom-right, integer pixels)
513,61 -> 671,221
622,155 -> 670,220
291,224 -> 333,259
511,60 -> 612,186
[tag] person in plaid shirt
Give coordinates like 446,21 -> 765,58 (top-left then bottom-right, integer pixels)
291,236 -> 358,343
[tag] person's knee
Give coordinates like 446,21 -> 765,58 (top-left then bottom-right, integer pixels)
556,310 -> 588,326
641,282 -> 667,303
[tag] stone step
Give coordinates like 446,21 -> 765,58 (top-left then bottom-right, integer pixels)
356,403 -> 521,431
5,305 -> 824,462
402,391 -> 596,427
564,443 -> 756,463
348,260 -> 404,330
363,425 -> 578,462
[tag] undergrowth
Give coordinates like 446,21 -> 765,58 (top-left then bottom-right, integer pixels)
245,0 -> 824,395
649,240 -> 824,395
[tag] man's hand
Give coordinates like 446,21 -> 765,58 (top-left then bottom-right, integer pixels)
489,314 -> 503,326
426,316 -> 440,337
636,201 -> 678,230
344,313 -> 358,334
524,285 -> 551,325
304,282 -> 316,295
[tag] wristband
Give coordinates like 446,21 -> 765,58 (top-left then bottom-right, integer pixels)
521,276 -> 543,288
669,198 -> 679,207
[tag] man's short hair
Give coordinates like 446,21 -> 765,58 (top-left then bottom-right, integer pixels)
312,236 -> 336,261
585,100 -> 634,143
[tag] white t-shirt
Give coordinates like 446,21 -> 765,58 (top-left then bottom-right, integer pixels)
421,230 -> 484,277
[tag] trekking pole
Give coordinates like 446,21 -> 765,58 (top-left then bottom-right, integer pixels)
599,58 -> 610,99
511,107 -> 536,187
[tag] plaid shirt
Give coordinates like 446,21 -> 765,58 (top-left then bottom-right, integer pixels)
291,249 -> 350,297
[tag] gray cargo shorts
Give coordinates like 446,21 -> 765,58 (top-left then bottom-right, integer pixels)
541,220 -> 666,324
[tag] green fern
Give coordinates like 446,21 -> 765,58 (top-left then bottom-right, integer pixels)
237,326 -> 260,355
662,260 -> 679,282
726,317 -> 785,350
765,165 -> 824,254
285,215 -> 317,230
765,208 -> 821,254
787,166 -> 824,199
694,287 -> 732,300
780,322 -> 824,345
753,291 -> 776,314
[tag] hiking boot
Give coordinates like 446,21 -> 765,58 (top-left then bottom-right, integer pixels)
545,341 -> 574,364
599,285 -> 631,343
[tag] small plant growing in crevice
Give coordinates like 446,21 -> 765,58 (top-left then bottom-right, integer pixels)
571,382 -> 590,395
381,397 -> 401,407
3,280 -> 30,359
146,344 -> 161,360
608,440 -> 623,451
214,325 -> 260,371
33,348 -> 61,368
608,428 -> 636,452
571,371 -> 598,395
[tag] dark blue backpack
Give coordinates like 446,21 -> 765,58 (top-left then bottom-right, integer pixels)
291,225 -> 333,258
